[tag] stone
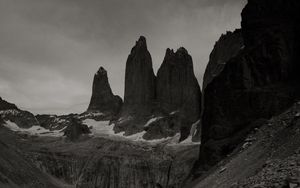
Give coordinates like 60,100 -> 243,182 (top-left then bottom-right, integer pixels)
87,67 -> 123,117
203,29 -> 243,89
122,36 -> 156,115
156,47 -> 201,123
199,0 -> 300,168
63,117 -> 91,141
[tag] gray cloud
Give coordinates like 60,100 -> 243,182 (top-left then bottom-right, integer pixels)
0,0 -> 246,114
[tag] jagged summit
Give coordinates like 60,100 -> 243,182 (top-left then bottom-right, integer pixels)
176,47 -> 188,56
131,35 -> 148,54
87,66 -> 122,116
157,47 -> 201,122
122,36 -> 156,115
96,66 -> 107,76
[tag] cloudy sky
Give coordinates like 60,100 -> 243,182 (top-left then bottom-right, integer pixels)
0,0 -> 246,114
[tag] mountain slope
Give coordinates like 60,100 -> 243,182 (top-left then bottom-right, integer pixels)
191,102 -> 300,187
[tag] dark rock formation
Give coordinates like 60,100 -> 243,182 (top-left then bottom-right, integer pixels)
203,29 -> 243,89
87,67 -> 123,117
0,97 -> 39,128
0,97 -> 18,111
156,47 -> 201,123
36,114 -> 75,131
199,0 -> 300,168
64,117 -> 91,141
122,36 -> 156,115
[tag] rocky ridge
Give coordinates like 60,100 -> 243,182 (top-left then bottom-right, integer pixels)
0,97 -> 39,128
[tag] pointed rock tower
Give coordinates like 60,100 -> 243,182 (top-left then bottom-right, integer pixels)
87,67 -> 123,116
122,36 -> 156,115
156,47 -> 201,122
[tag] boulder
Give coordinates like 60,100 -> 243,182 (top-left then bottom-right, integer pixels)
63,117 -> 91,141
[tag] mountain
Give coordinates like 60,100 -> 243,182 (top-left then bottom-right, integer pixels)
0,97 -> 199,188
0,97 -> 39,128
198,0 -> 300,171
87,66 -> 123,118
156,47 -> 201,123
122,36 -> 156,116
114,37 -> 202,141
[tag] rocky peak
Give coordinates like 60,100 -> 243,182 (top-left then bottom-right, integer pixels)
135,36 -> 147,49
122,36 -> 156,115
156,47 -> 201,122
87,66 -> 123,117
96,66 -> 107,76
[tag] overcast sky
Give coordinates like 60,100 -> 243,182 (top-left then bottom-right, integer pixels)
0,0 -> 246,114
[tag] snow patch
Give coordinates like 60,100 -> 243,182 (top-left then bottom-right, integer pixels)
170,111 -> 179,115
144,117 -> 162,127
83,119 -> 114,136
0,109 -> 20,116
3,120 -> 64,137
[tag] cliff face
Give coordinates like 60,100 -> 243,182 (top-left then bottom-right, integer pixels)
203,29 -> 243,89
156,48 -> 201,123
200,0 -> 300,167
122,36 -> 156,115
87,67 -> 123,117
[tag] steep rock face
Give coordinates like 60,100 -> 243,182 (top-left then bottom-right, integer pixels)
87,67 -> 123,117
156,48 -> 201,123
0,97 -> 39,128
203,29 -> 243,89
122,36 -> 156,115
200,0 -> 300,168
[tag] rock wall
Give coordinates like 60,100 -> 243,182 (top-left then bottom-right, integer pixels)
156,48 -> 201,123
122,36 -> 156,116
199,0 -> 300,167
203,29 -> 243,89
115,37 -> 202,138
